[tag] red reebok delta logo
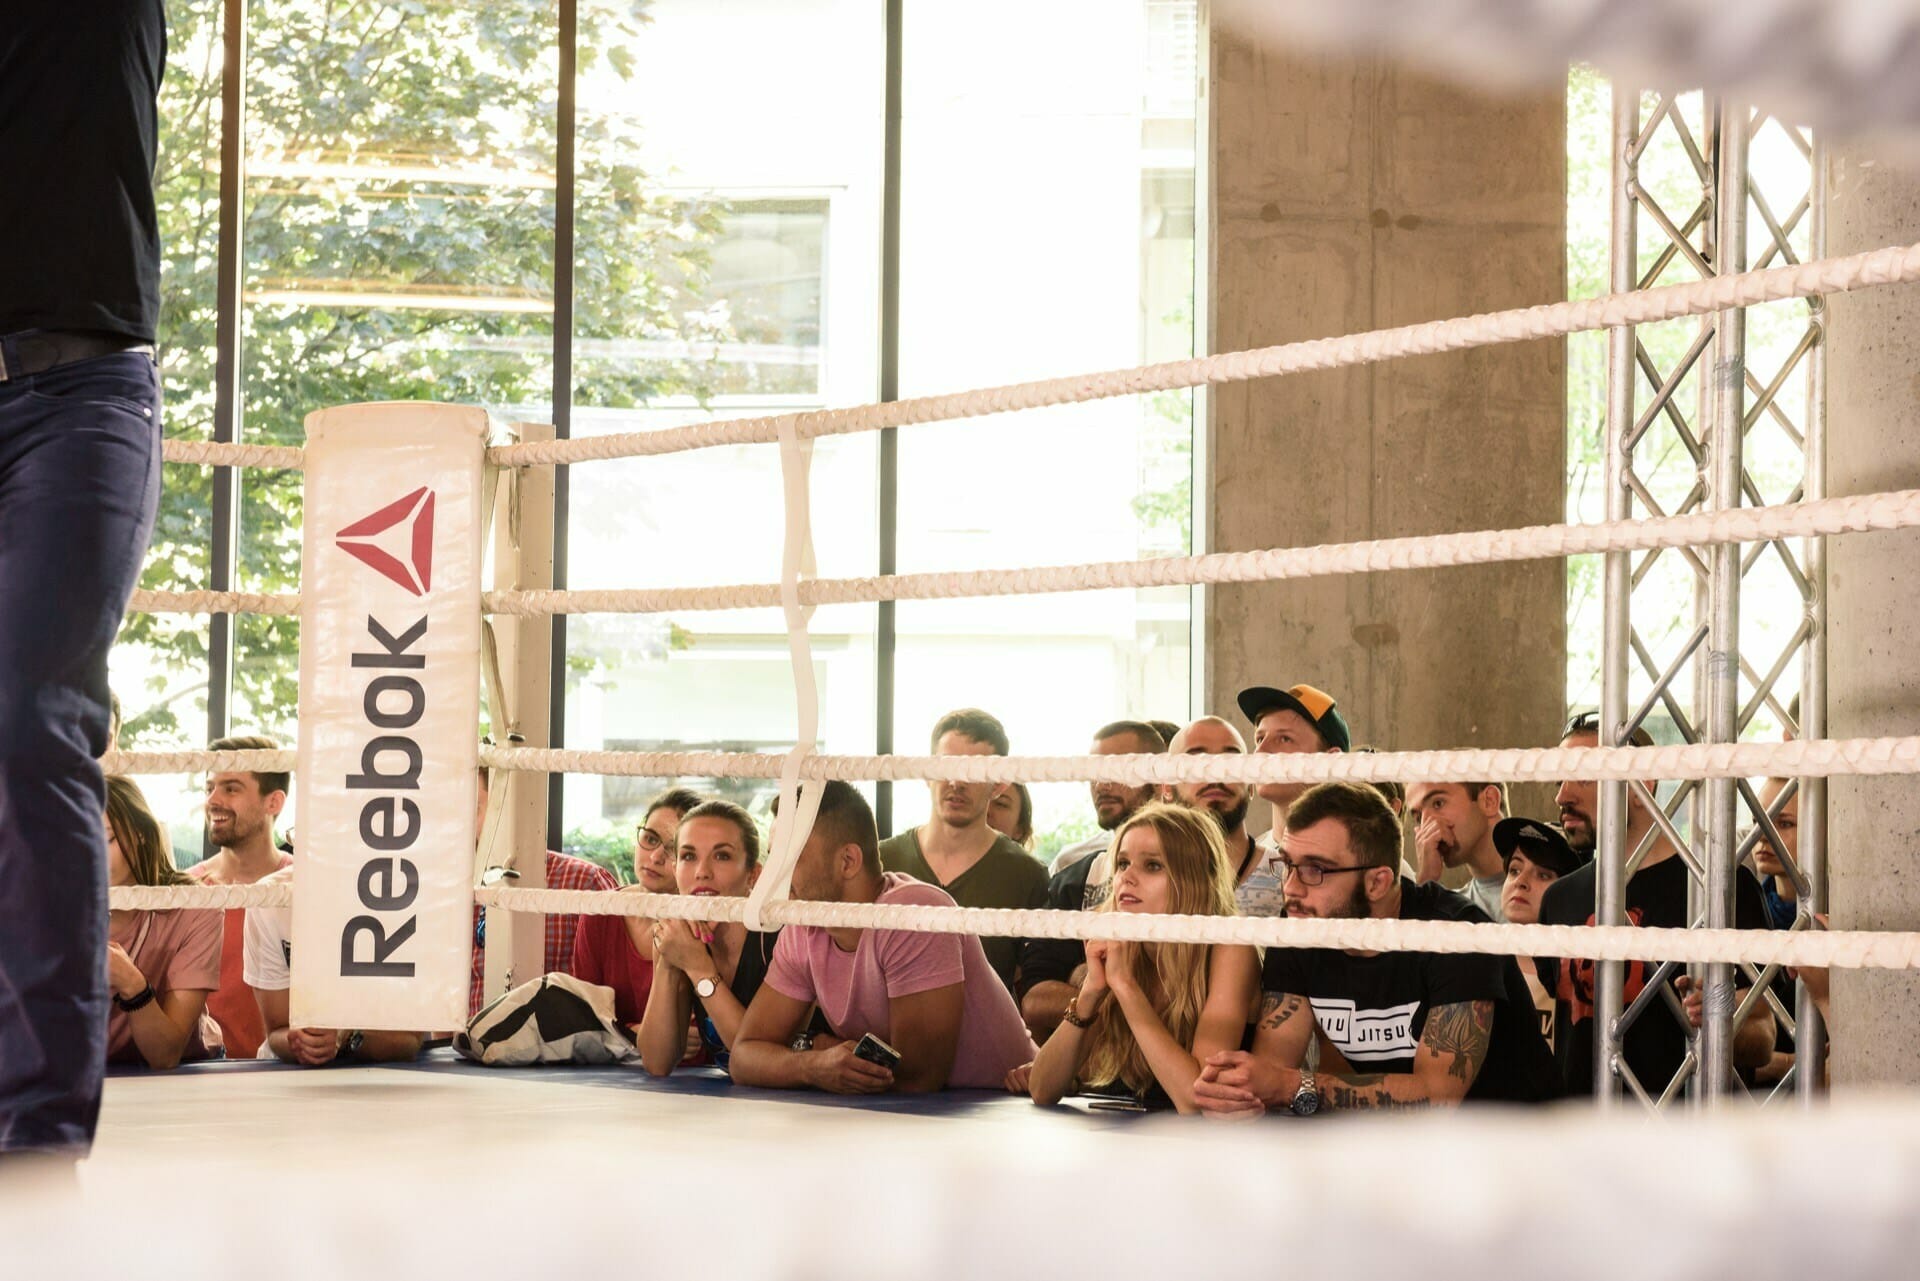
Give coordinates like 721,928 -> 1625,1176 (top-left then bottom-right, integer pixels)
336,487 -> 435,596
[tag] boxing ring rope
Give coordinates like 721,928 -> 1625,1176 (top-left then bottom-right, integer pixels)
111,236 -> 1920,1040
122,487 -> 1920,618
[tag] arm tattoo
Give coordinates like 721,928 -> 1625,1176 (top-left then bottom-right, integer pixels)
1259,992 -> 1306,1031
1420,1000 -> 1495,1085
1322,1073 -> 1419,1112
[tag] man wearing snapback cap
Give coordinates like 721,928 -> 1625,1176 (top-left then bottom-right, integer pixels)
1233,685 -> 1349,916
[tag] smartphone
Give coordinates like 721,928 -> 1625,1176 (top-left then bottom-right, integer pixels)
853,1032 -> 901,1070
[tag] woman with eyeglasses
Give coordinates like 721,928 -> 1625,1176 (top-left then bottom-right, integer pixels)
103,775 -> 222,1070
636,799 -> 784,1076
1026,802 -> 1260,1113
567,787 -> 705,1034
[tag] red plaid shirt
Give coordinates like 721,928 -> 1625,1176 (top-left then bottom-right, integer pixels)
469,850 -> 618,1016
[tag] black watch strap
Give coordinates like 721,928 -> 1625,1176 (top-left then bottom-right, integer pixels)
114,985 -> 157,1012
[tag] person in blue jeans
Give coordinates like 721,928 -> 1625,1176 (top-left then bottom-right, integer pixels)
0,0 -> 168,1159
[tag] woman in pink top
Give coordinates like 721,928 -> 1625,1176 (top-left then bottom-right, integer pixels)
104,776 -> 221,1069
1027,803 -> 1259,1114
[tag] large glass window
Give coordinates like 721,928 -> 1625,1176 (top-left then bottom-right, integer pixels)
891,1 -> 1198,859
142,0 -> 1201,873
562,0 -> 884,866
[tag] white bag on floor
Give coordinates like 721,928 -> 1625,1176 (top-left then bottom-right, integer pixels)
454,972 -> 638,1066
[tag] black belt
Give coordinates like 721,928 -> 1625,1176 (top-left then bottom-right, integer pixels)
0,330 -> 154,383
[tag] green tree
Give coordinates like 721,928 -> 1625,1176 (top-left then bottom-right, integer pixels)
125,0 -> 730,744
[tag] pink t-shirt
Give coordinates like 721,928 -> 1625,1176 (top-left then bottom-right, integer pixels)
765,873 -> 1036,1089
106,907 -> 223,1065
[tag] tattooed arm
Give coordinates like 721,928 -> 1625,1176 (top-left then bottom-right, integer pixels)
1191,990 -> 1316,1118
1315,1000 -> 1494,1111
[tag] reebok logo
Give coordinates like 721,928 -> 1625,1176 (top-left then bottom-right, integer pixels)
336,487 -> 435,596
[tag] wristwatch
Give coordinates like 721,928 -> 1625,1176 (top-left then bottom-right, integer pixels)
342,1030 -> 366,1058
1290,1069 -> 1321,1117
789,1030 -> 815,1052
1061,995 -> 1095,1029
694,976 -> 719,1001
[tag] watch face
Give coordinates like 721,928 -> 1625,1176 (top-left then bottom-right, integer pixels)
1291,1090 -> 1320,1117
695,977 -> 717,999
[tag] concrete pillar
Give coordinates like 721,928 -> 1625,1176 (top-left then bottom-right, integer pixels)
1204,24 -> 1567,830
1824,149 -> 1920,1088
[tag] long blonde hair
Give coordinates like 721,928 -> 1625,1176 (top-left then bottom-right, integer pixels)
106,775 -> 191,888
1078,802 -> 1238,1095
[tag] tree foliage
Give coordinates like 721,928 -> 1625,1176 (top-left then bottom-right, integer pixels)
127,0 -> 729,744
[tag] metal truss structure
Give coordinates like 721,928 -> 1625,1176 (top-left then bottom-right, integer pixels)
1597,86 -> 1827,1110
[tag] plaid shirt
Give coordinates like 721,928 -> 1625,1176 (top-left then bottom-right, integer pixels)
469,850 -> 618,1016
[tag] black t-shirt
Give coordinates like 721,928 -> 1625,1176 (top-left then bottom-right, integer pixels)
0,1 -> 167,340
1534,855 -> 1770,1098
696,928 -> 782,1067
1262,880 -> 1560,1103
1017,849 -> 1109,995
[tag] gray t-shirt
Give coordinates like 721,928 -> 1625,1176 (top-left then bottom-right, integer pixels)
1462,872 -> 1507,922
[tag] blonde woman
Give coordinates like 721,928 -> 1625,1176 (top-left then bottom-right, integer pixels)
1028,802 -> 1259,1114
104,776 -> 221,1069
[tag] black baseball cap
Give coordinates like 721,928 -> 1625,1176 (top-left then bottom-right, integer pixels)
1235,683 -> 1351,753
1493,817 -> 1587,877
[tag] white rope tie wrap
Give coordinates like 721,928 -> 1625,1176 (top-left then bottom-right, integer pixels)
127,589 -> 301,617
474,736 -> 1920,786
161,439 -> 305,470
484,488 -> 1920,617
473,887 -> 1920,972
109,883 -> 292,910
104,748 -> 296,775
487,241 -> 1920,469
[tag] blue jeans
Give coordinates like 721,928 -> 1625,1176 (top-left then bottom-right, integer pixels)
0,348 -> 161,1154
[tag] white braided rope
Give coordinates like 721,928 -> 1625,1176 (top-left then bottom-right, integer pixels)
161,439 -> 305,470
104,748 -> 295,775
487,242 -> 1920,469
474,886 -> 1918,971
486,488 -> 1920,617
127,589 -> 301,616
109,883 -> 292,909
476,736 -> 1920,785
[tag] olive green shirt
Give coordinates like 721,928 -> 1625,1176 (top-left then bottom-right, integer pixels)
878,828 -> 1049,992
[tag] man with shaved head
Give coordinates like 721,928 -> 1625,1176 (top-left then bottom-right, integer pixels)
1160,716 -> 1272,905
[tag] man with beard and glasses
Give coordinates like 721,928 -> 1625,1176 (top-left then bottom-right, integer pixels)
1533,712 -> 1774,1097
186,736 -> 293,1060
1019,720 -> 1168,1039
1193,782 -> 1558,1116
880,709 -> 1047,993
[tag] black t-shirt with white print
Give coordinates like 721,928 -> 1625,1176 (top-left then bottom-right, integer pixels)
1262,879 -> 1560,1103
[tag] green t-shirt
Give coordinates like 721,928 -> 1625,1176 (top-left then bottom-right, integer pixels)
878,828 -> 1049,991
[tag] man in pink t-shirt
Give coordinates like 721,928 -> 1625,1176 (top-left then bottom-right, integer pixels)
734,782 -> 1035,1093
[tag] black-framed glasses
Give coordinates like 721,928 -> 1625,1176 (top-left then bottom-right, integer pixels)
1272,854 -> 1372,887
636,827 -> 668,852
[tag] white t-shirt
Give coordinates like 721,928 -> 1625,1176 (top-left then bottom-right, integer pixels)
242,867 -> 296,992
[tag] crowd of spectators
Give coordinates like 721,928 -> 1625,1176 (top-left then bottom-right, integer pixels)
98,681 -> 1824,1110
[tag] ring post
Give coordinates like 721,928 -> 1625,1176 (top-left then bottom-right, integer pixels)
290,402 -> 487,1033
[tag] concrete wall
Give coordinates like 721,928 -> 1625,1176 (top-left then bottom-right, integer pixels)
1824,148 -> 1920,1088
1205,25 -> 1568,831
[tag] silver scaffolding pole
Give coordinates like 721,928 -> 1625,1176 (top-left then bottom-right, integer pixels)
1596,80 -> 1638,1110
1700,100 -> 1749,1101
